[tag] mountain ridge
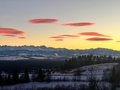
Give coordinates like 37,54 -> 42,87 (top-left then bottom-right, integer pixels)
0,46 -> 120,57
0,45 -> 119,51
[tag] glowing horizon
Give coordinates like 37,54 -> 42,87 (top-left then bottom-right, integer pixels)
1,0 -> 120,50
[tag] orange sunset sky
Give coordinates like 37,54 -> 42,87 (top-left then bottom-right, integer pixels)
0,0 -> 120,50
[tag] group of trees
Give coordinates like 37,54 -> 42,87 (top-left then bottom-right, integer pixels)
0,69 -> 29,85
0,68 -> 52,85
84,63 -> 120,90
62,55 -> 120,70
102,63 -> 120,89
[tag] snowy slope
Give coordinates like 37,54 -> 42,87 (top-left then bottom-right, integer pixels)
0,63 -> 117,89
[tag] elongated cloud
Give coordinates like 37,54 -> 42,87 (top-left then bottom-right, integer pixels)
80,32 -> 110,37
116,41 -> 120,42
55,39 -> 64,41
86,37 -> 112,41
19,37 -> 26,39
0,28 -> 25,37
60,35 -> 79,38
50,34 -> 79,41
50,34 -> 79,39
3,34 -> 16,37
62,22 -> 94,27
29,18 -> 58,24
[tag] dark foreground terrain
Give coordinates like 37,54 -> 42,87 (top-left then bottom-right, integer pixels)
0,59 -> 64,72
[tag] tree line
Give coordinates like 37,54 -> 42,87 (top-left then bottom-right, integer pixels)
0,68 -> 52,85
62,55 -> 120,70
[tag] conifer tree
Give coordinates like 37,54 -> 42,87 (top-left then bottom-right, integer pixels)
24,69 -> 30,82
37,68 -> 45,82
12,69 -> 19,84
0,73 -> 3,85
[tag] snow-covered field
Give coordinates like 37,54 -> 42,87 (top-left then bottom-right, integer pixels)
51,63 -> 118,81
0,55 -> 61,60
31,56 -> 47,59
0,56 -> 28,60
0,82 -> 89,90
0,63 -> 118,89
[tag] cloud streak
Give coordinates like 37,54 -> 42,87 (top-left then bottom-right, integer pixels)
29,18 -> 58,24
50,34 -> 79,41
3,34 -> 16,37
62,22 -> 94,27
55,39 -> 64,41
79,32 -> 110,37
59,35 -> 79,38
19,37 -> 26,39
86,37 -> 112,41
0,28 -> 25,38
50,34 -> 79,39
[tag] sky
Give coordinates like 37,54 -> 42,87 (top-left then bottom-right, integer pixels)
0,0 -> 120,50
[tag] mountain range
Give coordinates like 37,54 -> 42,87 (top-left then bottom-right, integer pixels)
0,46 -> 120,58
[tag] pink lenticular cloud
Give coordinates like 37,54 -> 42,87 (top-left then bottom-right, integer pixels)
0,28 -> 25,37
80,32 -> 110,37
86,37 -> 112,41
62,22 -> 94,27
29,18 -> 58,24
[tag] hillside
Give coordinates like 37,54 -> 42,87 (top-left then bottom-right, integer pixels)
0,63 -> 118,90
